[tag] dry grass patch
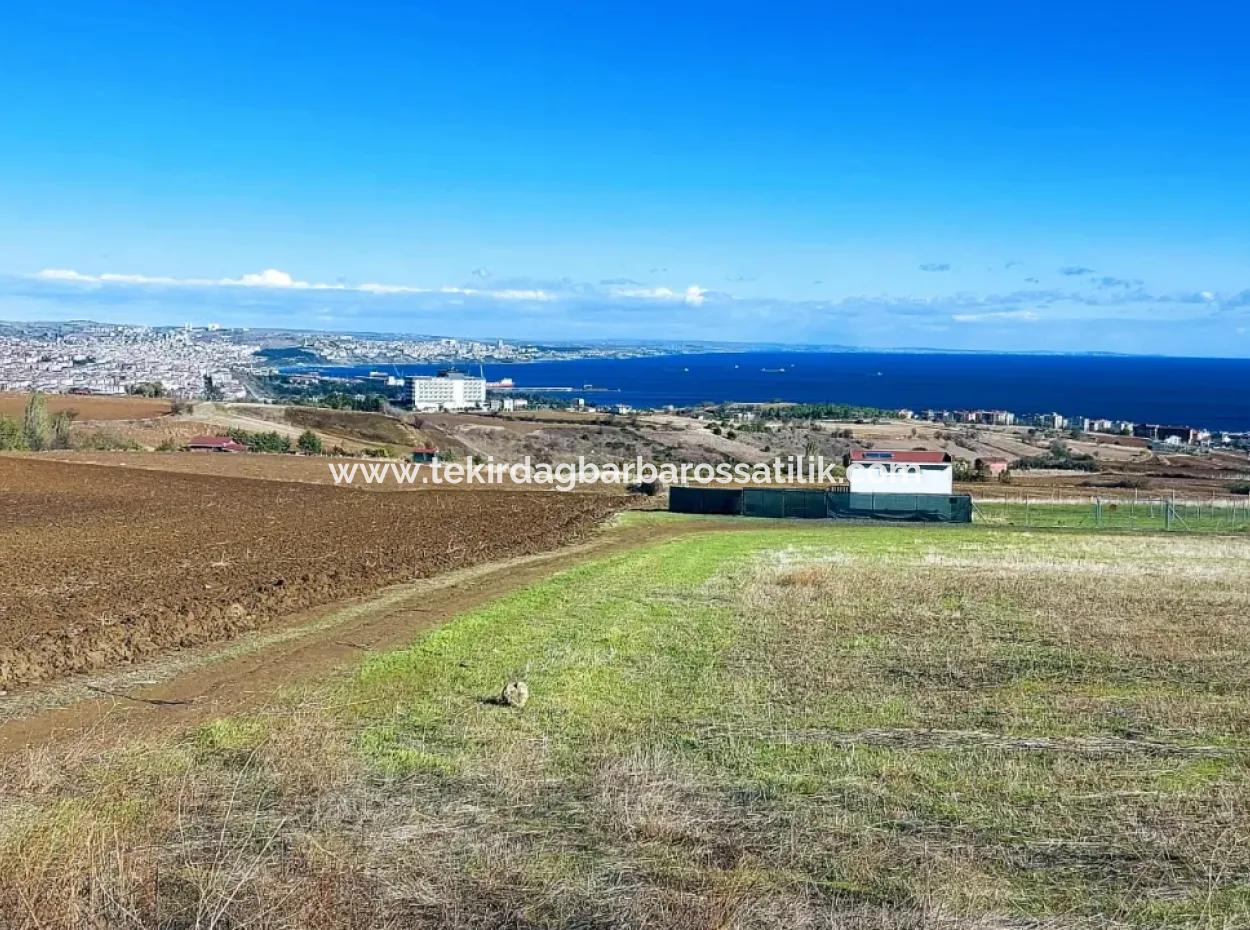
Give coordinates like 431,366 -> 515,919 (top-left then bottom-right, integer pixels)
3,524 -> 1250,927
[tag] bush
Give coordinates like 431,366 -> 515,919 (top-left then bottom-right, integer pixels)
51,412 -> 74,449
73,429 -> 143,451
226,428 -> 292,453
296,429 -> 324,454
1015,441 -> 1099,472
628,479 -> 666,496
0,416 -> 27,450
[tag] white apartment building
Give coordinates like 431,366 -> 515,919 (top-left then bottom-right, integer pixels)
408,371 -> 486,411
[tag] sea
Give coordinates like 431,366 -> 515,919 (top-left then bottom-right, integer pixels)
289,351 -> 1250,432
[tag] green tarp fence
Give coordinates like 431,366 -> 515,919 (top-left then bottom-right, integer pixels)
667,486 -> 972,523
668,486 -> 743,515
742,488 -> 830,519
827,490 -> 973,523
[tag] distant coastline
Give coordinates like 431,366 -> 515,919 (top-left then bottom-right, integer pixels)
286,349 -> 1250,433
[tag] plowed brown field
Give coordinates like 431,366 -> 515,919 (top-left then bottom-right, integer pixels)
0,391 -> 171,420
0,456 -> 625,690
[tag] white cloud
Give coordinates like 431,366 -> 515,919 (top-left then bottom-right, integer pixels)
33,267 -> 557,301
605,283 -> 707,305
37,268 -> 103,283
951,309 -> 1039,323
232,268 -> 299,288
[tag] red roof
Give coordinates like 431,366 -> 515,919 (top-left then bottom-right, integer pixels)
186,435 -> 248,452
849,449 -> 949,463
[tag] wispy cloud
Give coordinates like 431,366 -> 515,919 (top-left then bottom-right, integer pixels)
1060,265 -> 1095,276
35,266 -> 563,300
952,309 -> 1039,323
919,262 -> 951,272
603,283 -> 708,306
1092,275 -> 1143,289
7,265 -> 1247,354
27,266 -> 715,309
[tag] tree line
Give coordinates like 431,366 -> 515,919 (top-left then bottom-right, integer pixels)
224,427 -> 325,454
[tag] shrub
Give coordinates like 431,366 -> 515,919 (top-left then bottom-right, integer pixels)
74,429 -> 143,451
0,416 -> 27,450
51,412 -> 74,449
226,428 -> 292,453
296,429 -> 324,454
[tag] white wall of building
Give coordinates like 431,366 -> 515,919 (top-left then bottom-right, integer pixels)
847,462 -> 953,495
409,374 -> 486,411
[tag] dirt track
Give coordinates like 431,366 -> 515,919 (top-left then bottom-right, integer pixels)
0,514 -> 737,757
0,456 -> 626,691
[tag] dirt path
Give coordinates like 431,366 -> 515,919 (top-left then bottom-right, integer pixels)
0,517 -> 740,758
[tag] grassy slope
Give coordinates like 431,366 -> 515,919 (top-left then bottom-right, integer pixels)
5,516 -> 1250,928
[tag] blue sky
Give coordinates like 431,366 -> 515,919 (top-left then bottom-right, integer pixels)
2,1 -> 1248,354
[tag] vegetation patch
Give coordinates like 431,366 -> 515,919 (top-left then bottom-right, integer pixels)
4,521 -> 1250,927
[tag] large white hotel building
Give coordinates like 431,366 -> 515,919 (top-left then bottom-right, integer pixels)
408,371 -> 487,411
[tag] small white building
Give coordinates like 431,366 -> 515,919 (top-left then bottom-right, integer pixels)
408,371 -> 486,411
845,450 -> 953,495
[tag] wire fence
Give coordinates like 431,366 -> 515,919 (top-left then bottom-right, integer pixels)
973,492 -> 1250,533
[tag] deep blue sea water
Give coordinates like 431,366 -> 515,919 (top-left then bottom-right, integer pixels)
292,352 -> 1250,431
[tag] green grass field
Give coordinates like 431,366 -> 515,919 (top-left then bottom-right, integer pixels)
974,497 -> 1250,533
6,515 -> 1250,928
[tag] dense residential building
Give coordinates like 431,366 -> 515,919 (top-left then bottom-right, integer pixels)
0,323 -> 254,398
1134,423 -> 1200,444
966,409 -> 1015,426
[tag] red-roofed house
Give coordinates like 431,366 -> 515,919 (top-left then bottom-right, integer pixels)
974,456 -> 1011,477
844,448 -> 953,495
845,449 -> 951,465
185,435 -> 248,453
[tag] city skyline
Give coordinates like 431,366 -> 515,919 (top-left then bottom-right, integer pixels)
2,1 -> 1248,356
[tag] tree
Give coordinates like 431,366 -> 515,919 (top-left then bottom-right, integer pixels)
0,416 -> 27,450
296,429 -> 324,454
203,374 -> 225,401
51,411 -> 74,449
126,381 -> 166,397
22,392 -> 51,451
226,427 -> 292,453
